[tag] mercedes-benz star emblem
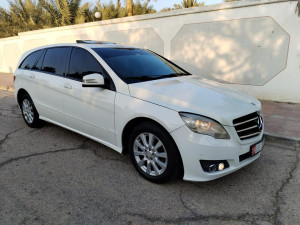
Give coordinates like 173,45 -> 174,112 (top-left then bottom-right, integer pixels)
257,116 -> 263,131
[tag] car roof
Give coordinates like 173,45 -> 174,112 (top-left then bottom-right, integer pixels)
32,43 -> 136,50
23,43 -> 140,58
18,42 -> 141,68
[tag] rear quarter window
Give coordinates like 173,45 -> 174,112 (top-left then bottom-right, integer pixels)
19,50 -> 42,70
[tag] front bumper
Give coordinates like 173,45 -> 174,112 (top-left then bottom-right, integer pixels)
170,125 -> 264,182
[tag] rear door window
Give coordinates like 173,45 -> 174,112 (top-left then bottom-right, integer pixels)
68,47 -> 104,81
19,50 -> 42,70
42,47 -> 70,76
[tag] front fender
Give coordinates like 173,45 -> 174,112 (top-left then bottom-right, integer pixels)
115,93 -> 185,150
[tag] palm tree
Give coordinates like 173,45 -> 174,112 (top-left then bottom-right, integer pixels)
174,0 -> 204,9
133,0 -> 155,15
127,0 -> 133,16
10,0 -> 46,28
94,0 -> 120,20
39,0 -> 92,27
0,7 -> 13,38
0,0 -> 48,37
116,0 -> 121,11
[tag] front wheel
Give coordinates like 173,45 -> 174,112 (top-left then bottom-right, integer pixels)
129,122 -> 182,183
20,93 -> 43,128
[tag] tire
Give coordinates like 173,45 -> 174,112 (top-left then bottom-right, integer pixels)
128,122 -> 182,183
20,93 -> 43,128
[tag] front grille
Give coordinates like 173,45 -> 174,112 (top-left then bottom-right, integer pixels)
233,112 -> 263,140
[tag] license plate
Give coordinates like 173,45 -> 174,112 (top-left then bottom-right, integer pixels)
250,138 -> 265,156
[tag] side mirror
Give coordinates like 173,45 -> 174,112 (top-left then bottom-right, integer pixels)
82,73 -> 105,88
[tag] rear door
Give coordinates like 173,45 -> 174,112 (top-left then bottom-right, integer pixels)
61,47 -> 117,145
32,47 -> 71,124
16,50 -> 43,99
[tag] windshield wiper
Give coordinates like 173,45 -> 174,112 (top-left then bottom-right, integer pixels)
166,73 -> 191,76
126,76 -> 162,81
126,73 -> 190,81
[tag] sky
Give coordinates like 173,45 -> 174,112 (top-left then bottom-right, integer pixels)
0,0 -> 224,11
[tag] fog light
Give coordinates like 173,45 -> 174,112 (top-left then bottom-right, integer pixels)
208,164 -> 216,173
200,160 -> 229,173
218,163 -> 225,171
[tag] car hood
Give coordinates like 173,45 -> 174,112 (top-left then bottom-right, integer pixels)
128,76 -> 261,126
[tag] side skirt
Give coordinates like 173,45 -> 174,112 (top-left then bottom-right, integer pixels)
39,116 -> 122,153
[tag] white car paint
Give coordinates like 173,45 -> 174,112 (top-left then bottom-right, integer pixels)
14,43 -> 264,182
129,76 -> 261,126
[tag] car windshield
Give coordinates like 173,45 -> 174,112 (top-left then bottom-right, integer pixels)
92,48 -> 190,83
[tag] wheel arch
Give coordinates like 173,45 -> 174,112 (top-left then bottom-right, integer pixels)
17,88 -> 30,106
122,117 -> 163,154
121,116 -> 184,179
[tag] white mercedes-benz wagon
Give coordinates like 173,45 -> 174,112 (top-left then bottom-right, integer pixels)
14,41 -> 264,183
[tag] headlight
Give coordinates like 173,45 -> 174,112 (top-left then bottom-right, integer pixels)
179,112 -> 230,139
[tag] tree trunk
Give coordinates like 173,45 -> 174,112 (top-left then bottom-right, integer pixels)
116,0 -> 121,10
127,0 -> 133,16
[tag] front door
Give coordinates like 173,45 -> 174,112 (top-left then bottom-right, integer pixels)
61,47 -> 116,146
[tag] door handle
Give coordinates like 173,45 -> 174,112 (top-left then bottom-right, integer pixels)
29,74 -> 35,78
64,83 -> 72,89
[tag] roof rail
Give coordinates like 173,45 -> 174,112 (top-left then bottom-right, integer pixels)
76,40 -> 118,45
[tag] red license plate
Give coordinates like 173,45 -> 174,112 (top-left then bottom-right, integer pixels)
251,139 -> 265,156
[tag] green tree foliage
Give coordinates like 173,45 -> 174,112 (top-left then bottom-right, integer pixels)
0,0 -> 49,37
173,0 -> 204,9
93,0 -> 154,20
0,8 -> 14,38
9,0 -> 45,29
160,0 -> 204,12
39,0 -> 93,26
0,0 -> 155,38
133,0 -> 155,15
0,0 -> 95,38
94,0 -> 122,20
160,7 -> 172,12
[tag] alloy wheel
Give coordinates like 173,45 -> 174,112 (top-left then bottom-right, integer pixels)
22,99 -> 34,124
133,133 -> 168,176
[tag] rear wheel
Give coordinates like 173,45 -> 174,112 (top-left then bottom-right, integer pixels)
129,122 -> 182,183
20,93 -> 43,128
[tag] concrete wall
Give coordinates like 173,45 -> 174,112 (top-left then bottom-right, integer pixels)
0,0 -> 299,103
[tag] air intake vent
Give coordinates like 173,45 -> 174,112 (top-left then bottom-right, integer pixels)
233,112 -> 263,140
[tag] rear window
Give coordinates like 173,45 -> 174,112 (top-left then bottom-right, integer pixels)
42,47 -> 70,76
19,50 -> 42,70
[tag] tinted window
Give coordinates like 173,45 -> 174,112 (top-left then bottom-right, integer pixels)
93,48 -> 188,83
68,48 -> 104,80
42,47 -> 70,75
32,50 -> 45,71
19,50 -> 42,70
